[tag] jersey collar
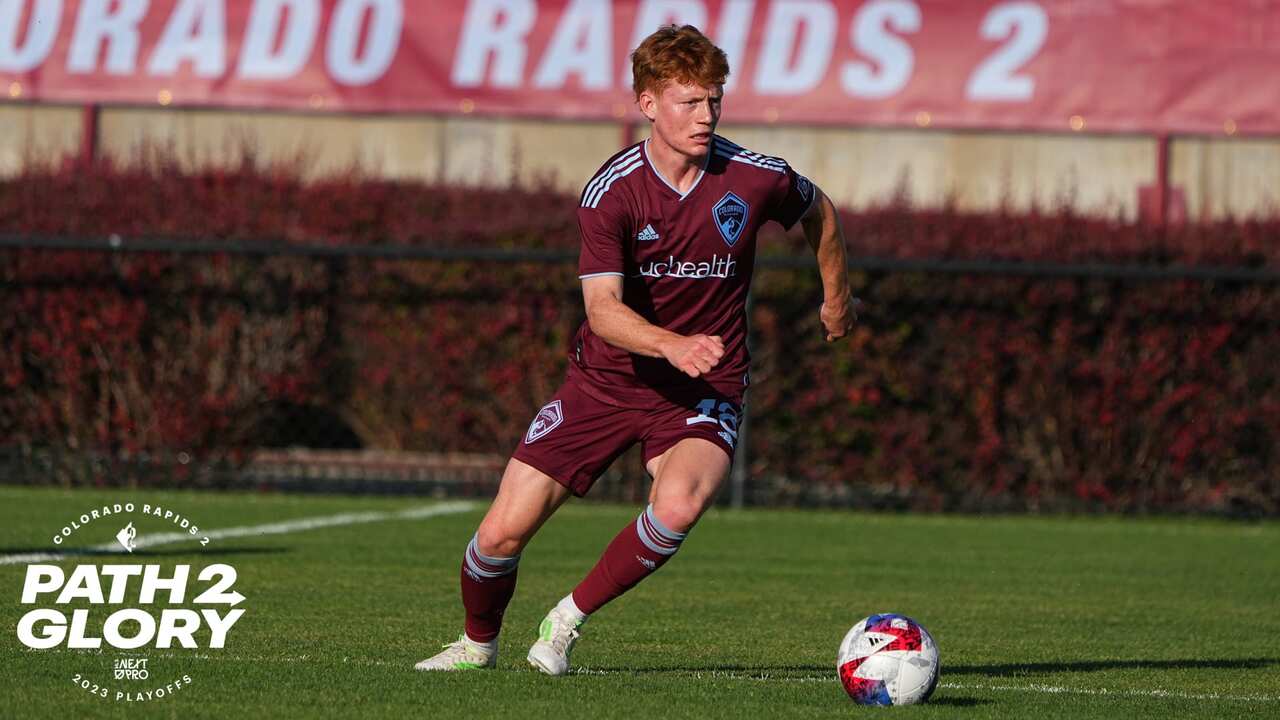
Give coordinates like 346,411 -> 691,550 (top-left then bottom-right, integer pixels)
643,138 -> 709,202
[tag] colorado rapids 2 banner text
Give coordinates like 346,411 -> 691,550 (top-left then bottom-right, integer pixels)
2,0 -> 1277,133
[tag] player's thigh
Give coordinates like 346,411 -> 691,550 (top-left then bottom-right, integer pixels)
641,392 -> 742,475
474,458 -> 571,557
640,392 -> 742,531
645,438 -> 732,533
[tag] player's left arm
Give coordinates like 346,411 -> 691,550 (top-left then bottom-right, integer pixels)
798,186 -> 858,342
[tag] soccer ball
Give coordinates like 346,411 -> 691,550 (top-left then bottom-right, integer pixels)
837,614 -> 939,706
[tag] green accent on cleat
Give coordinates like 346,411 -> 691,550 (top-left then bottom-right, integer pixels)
528,607 -> 583,676
415,635 -> 497,671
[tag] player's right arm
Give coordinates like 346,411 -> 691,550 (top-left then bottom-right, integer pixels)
581,275 -> 724,378
577,155 -> 724,378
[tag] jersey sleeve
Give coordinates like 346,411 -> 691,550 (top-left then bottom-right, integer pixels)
577,198 -> 628,278
768,164 -> 818,231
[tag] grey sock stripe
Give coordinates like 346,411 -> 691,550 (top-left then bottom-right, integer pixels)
464,534 -> 519,578
644,504 -> 686,542
635,504 -> 685,556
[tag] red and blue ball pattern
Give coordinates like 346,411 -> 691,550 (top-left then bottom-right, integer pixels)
838,614 -> 937,706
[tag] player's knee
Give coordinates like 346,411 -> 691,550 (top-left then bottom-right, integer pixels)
651,496 -> 706,534
474,524 -> 523,559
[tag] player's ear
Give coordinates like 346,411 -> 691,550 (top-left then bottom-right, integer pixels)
638,90 -> 657,121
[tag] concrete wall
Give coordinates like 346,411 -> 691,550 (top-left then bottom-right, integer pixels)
1172,137 -> 1280,220
94,108 -> 625,189
0,105 -> 83,174
719,125 -> 1155,220
3,103 -> 1276,221
97,107 -> 447,180
431,116 -> 625,188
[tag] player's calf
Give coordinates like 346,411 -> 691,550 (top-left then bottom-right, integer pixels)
528,505 -> 689,676
574,503 -> 688,614
460,533 -> 521,643
417,534 -> 520,671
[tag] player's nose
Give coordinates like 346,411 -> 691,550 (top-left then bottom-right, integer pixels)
695,100 -> 714,124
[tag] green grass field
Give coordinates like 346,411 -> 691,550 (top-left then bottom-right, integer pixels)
0,486 -> 1276,719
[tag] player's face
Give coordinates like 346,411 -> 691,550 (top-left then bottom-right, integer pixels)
643,81 -> 723,159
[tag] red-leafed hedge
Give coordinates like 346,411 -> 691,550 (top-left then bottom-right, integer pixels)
1,158 -> 1277,514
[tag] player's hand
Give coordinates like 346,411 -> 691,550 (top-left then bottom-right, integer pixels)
820,293 -> 861,342
661,334 -> 725,378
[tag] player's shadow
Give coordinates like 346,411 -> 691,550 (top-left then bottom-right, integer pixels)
596,662 -> 829,674
947,657 -> 1277,677
0,546 -> 286,559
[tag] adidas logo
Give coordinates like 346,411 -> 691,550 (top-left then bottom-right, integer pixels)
636,555 -> 656,570
637,224 -> 660,242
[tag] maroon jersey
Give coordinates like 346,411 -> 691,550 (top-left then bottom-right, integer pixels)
570,134 -> 816,405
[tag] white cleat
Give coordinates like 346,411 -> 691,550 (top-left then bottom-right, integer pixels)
414,636 -> 497,671
527,607 -> 583,676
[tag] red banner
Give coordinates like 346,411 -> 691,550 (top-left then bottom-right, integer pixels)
2,0 -> 1277,135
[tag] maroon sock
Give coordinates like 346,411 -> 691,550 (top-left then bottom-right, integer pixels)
572,504 -> 687,615
460,535 -> 520,643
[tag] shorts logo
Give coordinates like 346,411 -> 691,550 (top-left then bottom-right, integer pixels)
525,400 -> 564,444
712,192 -> 749,247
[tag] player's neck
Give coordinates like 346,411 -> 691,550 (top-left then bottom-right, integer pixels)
644,136 -> 708,194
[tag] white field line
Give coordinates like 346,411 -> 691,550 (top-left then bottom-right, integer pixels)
568,668 -> 1279,703
0,501 -> 476,565
18,651 -> 1278,703
937,681 -> 1279,704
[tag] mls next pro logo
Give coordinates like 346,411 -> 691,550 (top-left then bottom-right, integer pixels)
15,502 -> 247,703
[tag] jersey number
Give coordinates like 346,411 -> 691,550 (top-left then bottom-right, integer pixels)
686,399 -> 740,448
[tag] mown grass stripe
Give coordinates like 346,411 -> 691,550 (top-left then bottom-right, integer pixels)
0,502 -> 476,565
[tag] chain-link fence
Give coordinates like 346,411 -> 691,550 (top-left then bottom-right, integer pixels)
3,236 -> 1278,513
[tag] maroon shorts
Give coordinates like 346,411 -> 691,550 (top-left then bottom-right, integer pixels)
511,377 -> 743,497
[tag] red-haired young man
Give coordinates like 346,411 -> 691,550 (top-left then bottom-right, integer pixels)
417,24 -> 857,675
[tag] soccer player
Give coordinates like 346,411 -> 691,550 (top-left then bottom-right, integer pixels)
416,24 -> 857,675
